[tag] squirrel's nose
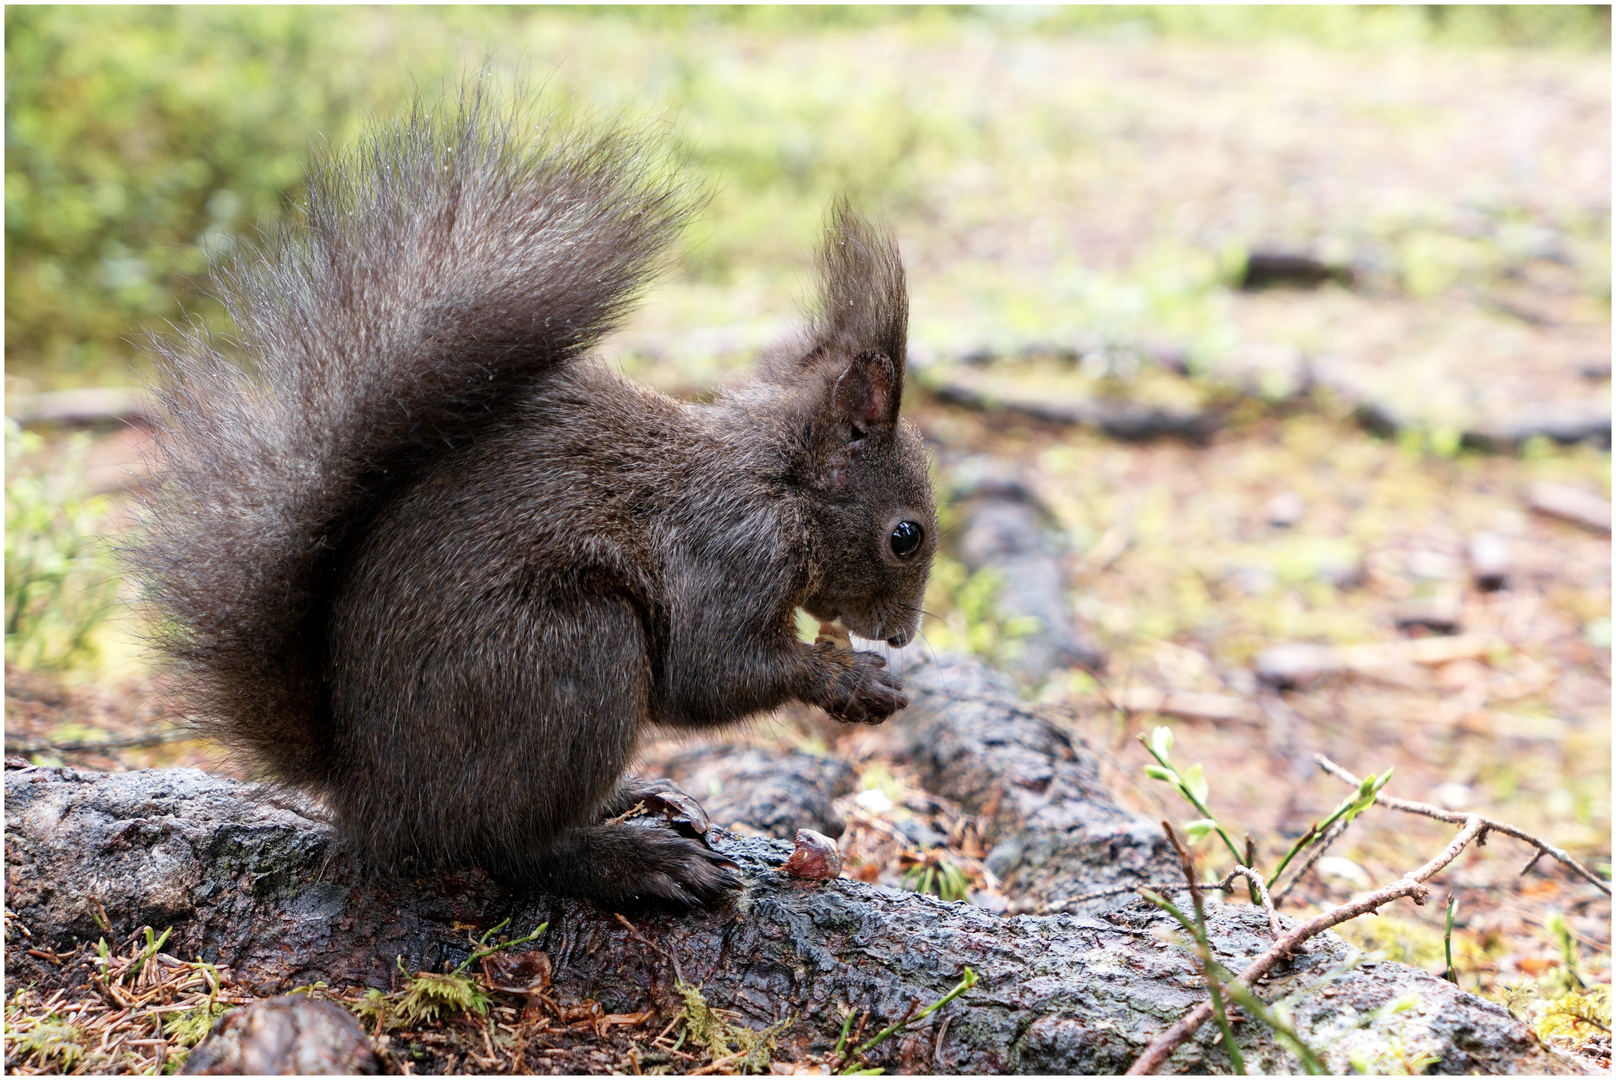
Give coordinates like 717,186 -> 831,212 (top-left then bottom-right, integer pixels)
886,628 -> 913,648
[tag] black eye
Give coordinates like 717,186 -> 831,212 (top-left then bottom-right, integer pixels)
889,520 -> 924,560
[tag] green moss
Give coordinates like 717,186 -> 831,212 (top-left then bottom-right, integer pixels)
675,981 -> 789,1074
14,1017 -> 85,1070
394,971 -> 492,1027
1535,986 -> 1611,1050
1334,913 -> 1499,980
164,1001 -> 230,1047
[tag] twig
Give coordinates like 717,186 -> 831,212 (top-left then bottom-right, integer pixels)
615,913 -> 683,984
1126,814 -> 1487,1074
5,729 -> 195,755
1047,873 -> 1282,912
1315,755 -> 1609,896
1271,817 -> 1351,905
688,1050 -> 748,1075
1224,867 -> 1283,939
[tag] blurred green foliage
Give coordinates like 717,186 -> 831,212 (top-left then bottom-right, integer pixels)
4,7 -> 398,380
5,6 -> 1608,386
922,554 -> 1043,668
4,420 -> 120,670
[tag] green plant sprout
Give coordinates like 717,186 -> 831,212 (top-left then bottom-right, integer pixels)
1443,895 -> 1459,985
1266,767 -> 1394,889
450,918 -> 548,978
132,926 -> 172,978
902,855 -> 971,903
833,967 -> 977,1075
1140,888 -> 1325,1074
1141,727 -> 1243,867
1141,726 -> 1396,905
1139,872 -> 1244,1072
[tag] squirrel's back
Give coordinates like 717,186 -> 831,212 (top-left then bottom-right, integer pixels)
130,89 -> 697,790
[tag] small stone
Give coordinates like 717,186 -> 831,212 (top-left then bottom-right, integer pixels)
781,829 -> 843,881
854,787 -> 893,814
1314,856 -> 1373,891
179,996 -> 378,1075
1253,643 -> 1333,689
1468,532 -> 1511,591
1262,491 -> 1306,528
1405,550 -> 1461,581
1392,595 -> 1463,635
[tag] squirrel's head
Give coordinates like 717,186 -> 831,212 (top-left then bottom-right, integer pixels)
760,200 -> 936,646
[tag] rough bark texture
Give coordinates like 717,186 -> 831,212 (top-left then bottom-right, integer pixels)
898,657 -> 1176,913
4,655 -> 1559,1074
662,744 -> 856,840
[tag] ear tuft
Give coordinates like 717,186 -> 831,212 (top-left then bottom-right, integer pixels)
811,199 -> 908,387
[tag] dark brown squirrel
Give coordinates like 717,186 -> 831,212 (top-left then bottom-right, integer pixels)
130,90 -> 936,907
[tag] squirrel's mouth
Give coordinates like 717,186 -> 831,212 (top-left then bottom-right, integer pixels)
838,608 -> 918,649
805,595 -> 919,649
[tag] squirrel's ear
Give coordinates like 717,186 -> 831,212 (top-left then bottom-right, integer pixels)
833,350 -> 898,436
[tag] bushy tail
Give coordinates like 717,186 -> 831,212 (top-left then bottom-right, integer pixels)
129,88 -> 696,789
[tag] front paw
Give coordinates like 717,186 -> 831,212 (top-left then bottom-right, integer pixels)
811,645 -> 908,725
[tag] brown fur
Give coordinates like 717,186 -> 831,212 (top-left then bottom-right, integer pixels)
129,89 -> 935,906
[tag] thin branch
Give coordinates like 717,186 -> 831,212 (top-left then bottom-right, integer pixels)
1315,755 -> 1609,896
5,729 -> 196,755
1272,817 -> 1351,905
1046,875 -> 1275,912
1224,867 -> 1284,939
1126,815 -> 1487,1075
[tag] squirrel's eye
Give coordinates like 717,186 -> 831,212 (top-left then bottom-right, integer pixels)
889,520 -> 924,560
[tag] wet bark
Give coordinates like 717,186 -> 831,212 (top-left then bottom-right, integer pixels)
4,655 -> 1559,1074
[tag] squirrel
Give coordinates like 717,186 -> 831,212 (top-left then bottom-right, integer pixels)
130,90 -> 937,908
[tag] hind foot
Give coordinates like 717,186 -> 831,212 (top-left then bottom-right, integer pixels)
533,819 -> 741,908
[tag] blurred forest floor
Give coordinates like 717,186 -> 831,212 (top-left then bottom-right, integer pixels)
5,8 -> 1610,1074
